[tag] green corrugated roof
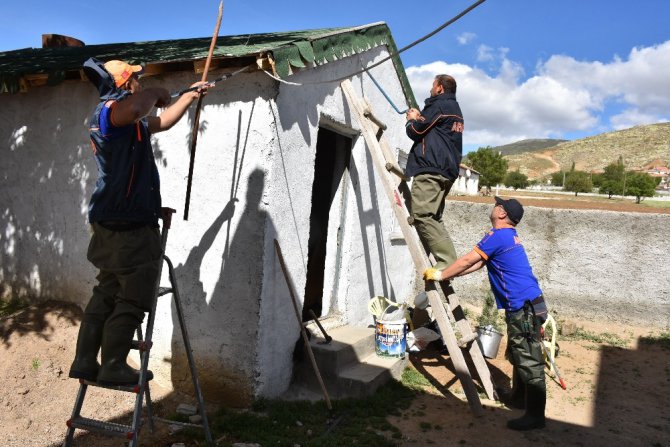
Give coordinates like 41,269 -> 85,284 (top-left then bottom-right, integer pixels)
0,23 -> 416,106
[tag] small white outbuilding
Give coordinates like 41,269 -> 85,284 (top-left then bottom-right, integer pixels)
0,23 -> 421,404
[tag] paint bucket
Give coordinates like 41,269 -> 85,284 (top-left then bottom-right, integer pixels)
476,325 -> 503,359
375,319 -> 407,358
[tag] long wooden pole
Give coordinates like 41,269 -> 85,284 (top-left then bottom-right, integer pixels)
274,239 -> 332,410
183,0 -> 224,220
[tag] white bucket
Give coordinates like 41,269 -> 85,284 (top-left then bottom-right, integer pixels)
375,319 -> 407,358
476,325 -> 503,359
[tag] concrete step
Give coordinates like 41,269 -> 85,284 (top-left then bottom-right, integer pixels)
305,325 -> 376,377
336,352 -> 407,398
286,324 -> 408,400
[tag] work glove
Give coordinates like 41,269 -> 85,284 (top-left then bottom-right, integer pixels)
423,268 -> 444,282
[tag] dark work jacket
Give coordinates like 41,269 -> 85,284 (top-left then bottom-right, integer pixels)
404,92 -> 463,181
87,95 -> 161,226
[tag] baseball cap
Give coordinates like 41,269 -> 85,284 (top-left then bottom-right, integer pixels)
494,196 -> 524,224
103,60 -> 143,88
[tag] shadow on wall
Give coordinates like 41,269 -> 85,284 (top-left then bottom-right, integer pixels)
0,72 -> 273,342
168,98 -> 269,406
348,152 -> 395,301
0,88 -> 98,310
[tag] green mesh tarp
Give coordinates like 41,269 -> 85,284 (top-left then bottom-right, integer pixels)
0,23 -> 415,107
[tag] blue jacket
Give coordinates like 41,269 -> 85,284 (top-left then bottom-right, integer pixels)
404,92 -> 463,181
87,96 -> 161,226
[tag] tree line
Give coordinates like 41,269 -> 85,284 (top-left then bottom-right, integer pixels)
464,148 -> 661,203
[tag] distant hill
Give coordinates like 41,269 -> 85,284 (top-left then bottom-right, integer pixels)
493,139 -> 567,156
503,122 -> 670,179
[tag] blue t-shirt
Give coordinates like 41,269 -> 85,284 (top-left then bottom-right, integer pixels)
474,227 -> 542,312
99,101 -> 132,139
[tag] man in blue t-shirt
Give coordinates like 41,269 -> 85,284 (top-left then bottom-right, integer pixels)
423,197 -> 549,431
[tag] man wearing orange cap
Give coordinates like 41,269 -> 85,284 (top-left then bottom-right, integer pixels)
68,59 -> 208,386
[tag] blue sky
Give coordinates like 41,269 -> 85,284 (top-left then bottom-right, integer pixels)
2,0 -> 669,152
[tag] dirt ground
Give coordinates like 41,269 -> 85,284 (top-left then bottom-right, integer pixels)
449,192 -> 670,215
1,301 -> 667,447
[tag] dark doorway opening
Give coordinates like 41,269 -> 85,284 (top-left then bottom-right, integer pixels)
302,127 -> 352,321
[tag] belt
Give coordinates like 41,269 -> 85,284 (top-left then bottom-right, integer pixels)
97,220 -> 148,232
507,295 -> 544,314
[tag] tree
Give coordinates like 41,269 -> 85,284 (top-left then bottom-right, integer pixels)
625,172 -> 657,203
599,179 -> 620,199
464,146 -> 508,188
550,170 -> 564,187
504,170 -> 529,190
591,173 -> 604,188
599,158 -> 625,197
564,170 -> 592,196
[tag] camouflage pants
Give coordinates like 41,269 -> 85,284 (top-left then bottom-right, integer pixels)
82,223 -> 162,327
505,301 -> 547,391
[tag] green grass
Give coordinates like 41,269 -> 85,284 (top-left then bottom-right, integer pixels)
170,368 -> 426,446
401,367 -> 433,390
562,328 -> 630,348
639,199 -> 670,209
0,298 -> 28,318
639,331 -> 670,349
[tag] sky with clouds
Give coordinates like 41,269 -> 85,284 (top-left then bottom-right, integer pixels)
1,0 -> 668,152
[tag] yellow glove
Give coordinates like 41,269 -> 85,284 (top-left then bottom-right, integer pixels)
423,268 -> 444,281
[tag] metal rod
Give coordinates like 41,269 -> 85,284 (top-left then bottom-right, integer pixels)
365,70 -> 408,114
308,309 -> 332,344
274,239 -> 332,410
183,0 -> 224,221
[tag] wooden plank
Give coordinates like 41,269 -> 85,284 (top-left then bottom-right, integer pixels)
440,283 -> 495,400
341,80 -> 484,416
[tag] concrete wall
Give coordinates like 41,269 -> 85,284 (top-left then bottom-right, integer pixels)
444,200 -> 670,329
0,46 -> 418,403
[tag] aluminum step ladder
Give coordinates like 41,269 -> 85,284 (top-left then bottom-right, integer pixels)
341,80 -> 496,415
63,208 -> 214,446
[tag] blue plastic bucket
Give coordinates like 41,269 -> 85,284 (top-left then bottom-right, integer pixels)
375,319 -> 407,358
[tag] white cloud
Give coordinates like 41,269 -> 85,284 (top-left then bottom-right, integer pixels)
406,41 -> 670,147
476,44 -> 494,62
457,32 -> 476,45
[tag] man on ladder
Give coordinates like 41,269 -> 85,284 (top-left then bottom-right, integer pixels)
404,73 -> 464,273
68,58 -> 209,386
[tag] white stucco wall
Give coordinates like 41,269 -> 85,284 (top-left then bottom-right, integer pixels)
452,166 -> 480,196
257,47 -> 417,397
0,45 -> 418,403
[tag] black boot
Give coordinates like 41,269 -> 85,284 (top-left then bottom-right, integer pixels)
507,383 -> 546,430
69,320 -> 104,381
97,315 -> 153,386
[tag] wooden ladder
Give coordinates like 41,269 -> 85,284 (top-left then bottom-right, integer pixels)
341,80 -> 495,415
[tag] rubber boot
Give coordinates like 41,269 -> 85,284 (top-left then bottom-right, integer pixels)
429,237 -> 457,270
497,367 -> 526,409
68,320 -> 104,381
97,315 -> 153,386
507,383 -> 546,430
